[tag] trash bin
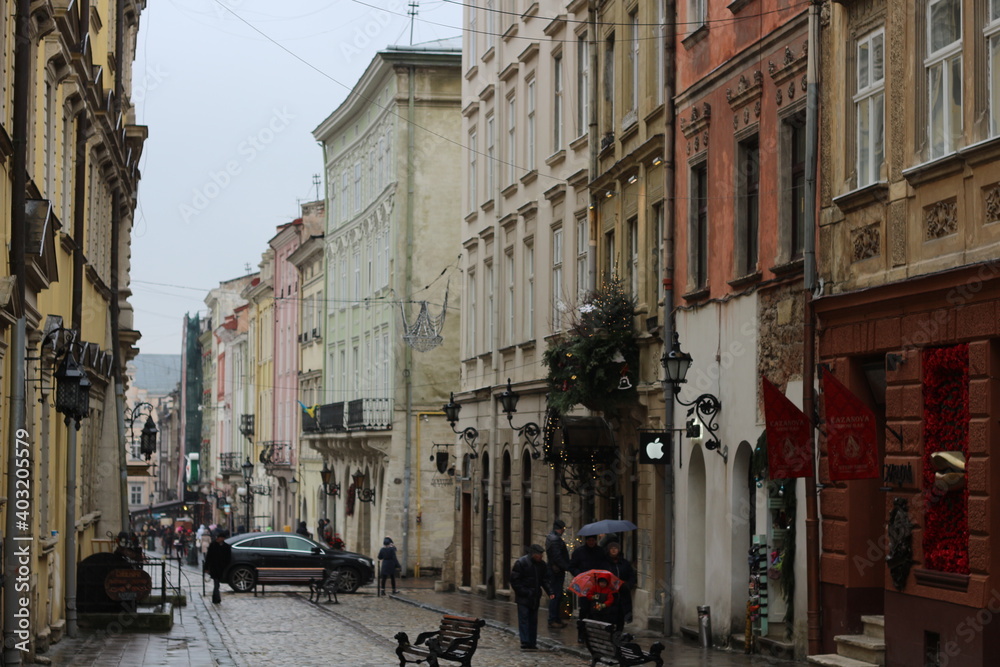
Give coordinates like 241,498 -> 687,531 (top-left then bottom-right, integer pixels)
697,605 -> 712,648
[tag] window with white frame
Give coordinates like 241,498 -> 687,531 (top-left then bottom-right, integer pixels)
576,215 -> 589,299
628,217 -> 639,298
554,53 -> 564,151
856,29 -> 885,187
578,34 -> 590,137
486,112 -> 495,197
690,0 -> 706,26
507,95 -> 517,185
352,344 -> 360,392
468,3 -> 477,63
486,0 -> 496,53
384,134 -> 392,182
505,250 -> 515,346
692,162 -> 708,288
341,171 -> 350,220
368,151 -> 375,201
552,227 -> 564,330
927,0 -> 962,158
354,162 -> 362,212
987,0 -> 1000,135
469,128 -> 478,211
527,78 -> 536,169
605,230 -> 616,280
378,138 -> 385,190
485,259 -> 495,348
467,271 -> 477,355
340,251 -> 348,306
604,34 -> 615,131
130,484 -> 143,506
525,242 -> 535,338
353,249 -> 361,301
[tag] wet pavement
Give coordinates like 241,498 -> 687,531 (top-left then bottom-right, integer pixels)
39,548 -> 801,666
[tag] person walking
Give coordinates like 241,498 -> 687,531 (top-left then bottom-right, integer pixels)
203,530 -> 233,604
604,541 -> 637,629
545,519 -> 571,628
510,544 -> 555,651
570,534 -> 608,643
378,537 -> 401,595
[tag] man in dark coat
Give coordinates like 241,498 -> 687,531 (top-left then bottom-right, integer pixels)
203,530 -> 232,604
569,534 -> 608,642
604,542 -> 637,629
545,519 -> 571,628
510,544 -> 554,650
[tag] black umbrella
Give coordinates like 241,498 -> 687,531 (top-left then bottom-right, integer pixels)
576,519 -> 638,537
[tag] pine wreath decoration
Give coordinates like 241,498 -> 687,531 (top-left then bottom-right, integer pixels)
542,276 -> 639,415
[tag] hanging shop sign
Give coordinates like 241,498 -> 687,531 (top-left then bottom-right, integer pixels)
762,378 -> 814,479
638,431 -> 672,465
822,369 -> 879,481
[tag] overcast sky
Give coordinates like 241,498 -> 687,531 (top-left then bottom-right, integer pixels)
130,1 -> 463,354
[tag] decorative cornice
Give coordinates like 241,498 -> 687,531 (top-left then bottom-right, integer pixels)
726,70 -> 763,111
769,42 -> 808,86
680,103 -> 711,140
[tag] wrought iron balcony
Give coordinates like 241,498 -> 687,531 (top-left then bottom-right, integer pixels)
347,398 -> 392,431
318,402 -> 345,431
259,441 -> 293,467
219,452 -> 242,474
302,410 -> 320,433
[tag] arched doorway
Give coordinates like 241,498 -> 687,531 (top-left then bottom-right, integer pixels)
502,451 -> 512,588
521,453 -> 532,551
686,446 -> 707,612
480,453 -> 490,586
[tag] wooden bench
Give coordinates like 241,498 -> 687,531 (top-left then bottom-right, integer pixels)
578,619 -> 665,667
394,615 -> 485,667
253,567 -> 326,597
307,569 -> 343,604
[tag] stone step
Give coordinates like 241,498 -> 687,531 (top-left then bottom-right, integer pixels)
834,633 -> 886,666
861,615 -> 885,640
757,634 -> 795,661
808,654 -> 879,667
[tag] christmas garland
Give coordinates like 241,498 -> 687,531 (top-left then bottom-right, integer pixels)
921,345 -> 970,574
542,277 -> 639,415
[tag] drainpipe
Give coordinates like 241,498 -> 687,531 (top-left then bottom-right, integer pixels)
112,189 -> 130,532
803,0 -> 822,656
3,0 -> 30,661
588,4 -> 599,290
401,65 -> 416,576
661,0 -> 677,639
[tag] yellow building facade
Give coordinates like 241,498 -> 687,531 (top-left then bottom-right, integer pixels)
0,0 -> 147,660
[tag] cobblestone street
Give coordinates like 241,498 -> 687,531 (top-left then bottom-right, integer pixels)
41,553 -> 796,666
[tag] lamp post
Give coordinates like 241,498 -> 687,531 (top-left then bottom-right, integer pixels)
320,463 -> 341,497
43,326 -> 91,639
352,469 -> 376,503
442,392 -> 481,456
241,457 -> 254,532
661,332 -> 726,460
125,402 -> 158,461
497,378 -> 543,459
288,476 -> 299,529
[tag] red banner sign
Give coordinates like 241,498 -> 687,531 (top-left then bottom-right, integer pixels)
762,378 -> 814,479
823,369 -> 879,481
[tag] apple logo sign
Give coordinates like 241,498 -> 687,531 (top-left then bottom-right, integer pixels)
646,437 -> 665,460
640,433 -> 670,464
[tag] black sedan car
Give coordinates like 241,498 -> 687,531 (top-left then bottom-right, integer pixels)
224,532 -> 375,593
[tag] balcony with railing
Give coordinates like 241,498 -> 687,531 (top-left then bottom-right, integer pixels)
260,441 -> 293,467
347,398 -> 392,431
219,452 -> 243,474
301,399 -> 393,435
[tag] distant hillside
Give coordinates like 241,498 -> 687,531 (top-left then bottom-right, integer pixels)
130,354 -> 182,395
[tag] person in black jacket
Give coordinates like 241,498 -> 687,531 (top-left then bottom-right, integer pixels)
510,544 -> 554,650
604,542 -> 636,630
545,519 -> 571,628
569,534 -> 608,642
203,530 -> 232,604
378,537 -> 401,595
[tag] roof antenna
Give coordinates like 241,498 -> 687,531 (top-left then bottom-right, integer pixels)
312,173 -> 321,201
408,0 -> 418,45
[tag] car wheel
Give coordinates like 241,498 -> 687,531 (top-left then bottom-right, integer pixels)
228,565 -> 256,593
336,567 -> 361,593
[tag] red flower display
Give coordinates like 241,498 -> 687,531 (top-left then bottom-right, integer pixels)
921,345 -> 970,574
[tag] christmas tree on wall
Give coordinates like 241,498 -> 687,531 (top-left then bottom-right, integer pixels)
543,276 -> 639,415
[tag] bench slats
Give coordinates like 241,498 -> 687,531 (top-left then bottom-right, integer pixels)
578,619 -> 664,667
396,615 -> 484,667
253,567 -> 329,597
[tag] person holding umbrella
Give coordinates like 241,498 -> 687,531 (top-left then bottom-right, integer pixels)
510,544 -> 555,650
569,534 -> 606,642
604,542 -> 636,629
569,569 -> 626,629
